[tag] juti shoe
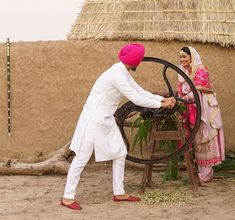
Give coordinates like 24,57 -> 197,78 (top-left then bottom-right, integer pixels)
60,199 -> 82,210
113,195 -> 141,202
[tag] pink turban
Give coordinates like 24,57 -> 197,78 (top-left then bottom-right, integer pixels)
118,43 -> 145,67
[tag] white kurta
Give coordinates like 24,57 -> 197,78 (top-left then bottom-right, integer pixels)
70,62 -> 164,162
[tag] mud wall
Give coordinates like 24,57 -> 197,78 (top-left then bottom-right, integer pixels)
0,40 -> 234,161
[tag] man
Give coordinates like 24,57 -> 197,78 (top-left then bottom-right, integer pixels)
61,43 -> 176,210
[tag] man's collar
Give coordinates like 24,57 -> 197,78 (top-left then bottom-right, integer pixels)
119,62 -> 129,74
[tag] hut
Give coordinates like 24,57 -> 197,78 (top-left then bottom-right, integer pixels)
68,0 -> 235,47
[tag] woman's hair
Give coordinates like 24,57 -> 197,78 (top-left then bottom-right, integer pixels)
181,47 -> 191,57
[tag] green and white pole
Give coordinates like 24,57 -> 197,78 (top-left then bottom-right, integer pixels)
6,38 -> 11,137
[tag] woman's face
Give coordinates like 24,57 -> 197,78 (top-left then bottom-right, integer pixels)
180,50 -> 191,68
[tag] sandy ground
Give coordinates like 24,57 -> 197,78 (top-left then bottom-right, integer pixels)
0,162 -> 234,220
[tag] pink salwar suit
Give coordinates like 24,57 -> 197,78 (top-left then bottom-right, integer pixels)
178,47 -> 225,182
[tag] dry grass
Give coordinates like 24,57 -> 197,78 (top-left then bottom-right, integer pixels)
68,0 -> 235,47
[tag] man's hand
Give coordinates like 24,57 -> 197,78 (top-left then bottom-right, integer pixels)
163,97 -> 176,104
161,97 -> 176,109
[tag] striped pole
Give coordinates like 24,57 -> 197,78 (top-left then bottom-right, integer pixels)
6,38 -> 11,137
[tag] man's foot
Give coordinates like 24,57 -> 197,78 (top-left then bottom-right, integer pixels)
113,194 -> 141,202
60,198 -> 82,210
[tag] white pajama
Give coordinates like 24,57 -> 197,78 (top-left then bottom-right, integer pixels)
63,126 -> 126,199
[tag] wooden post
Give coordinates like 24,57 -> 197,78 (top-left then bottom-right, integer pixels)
6,38 -> 11,137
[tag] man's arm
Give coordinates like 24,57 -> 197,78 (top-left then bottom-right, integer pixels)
115,73 -> 175,109
130,78 -> 176,108
130,79 -> 164,102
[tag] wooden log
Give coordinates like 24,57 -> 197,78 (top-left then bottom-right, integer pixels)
0,142 -> 72,175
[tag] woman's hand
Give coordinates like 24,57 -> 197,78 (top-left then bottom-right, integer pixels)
196,85 -> 214,93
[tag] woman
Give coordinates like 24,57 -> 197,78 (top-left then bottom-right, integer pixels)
178,46 -> 225,183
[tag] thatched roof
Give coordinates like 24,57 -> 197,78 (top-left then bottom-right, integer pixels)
68,0 -> 235,47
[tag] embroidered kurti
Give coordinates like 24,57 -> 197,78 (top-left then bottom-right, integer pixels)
70,62 -> 163,162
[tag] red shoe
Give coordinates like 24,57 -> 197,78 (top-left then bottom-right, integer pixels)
60,199 -> 82,210
113,195 -> 141,202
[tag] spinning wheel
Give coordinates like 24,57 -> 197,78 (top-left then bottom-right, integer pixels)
115,57 -> 202,165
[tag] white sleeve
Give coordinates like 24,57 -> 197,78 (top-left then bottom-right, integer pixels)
130,78 -> 164,102
114,73 -> 162,108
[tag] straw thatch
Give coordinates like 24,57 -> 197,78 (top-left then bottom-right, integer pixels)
68,0 -> 235,47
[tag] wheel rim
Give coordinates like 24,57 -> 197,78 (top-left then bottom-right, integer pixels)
115,57 -> 202,164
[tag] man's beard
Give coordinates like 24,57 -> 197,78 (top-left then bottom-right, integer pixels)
130,67 -> 137,72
